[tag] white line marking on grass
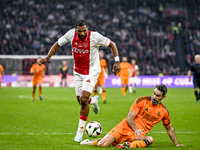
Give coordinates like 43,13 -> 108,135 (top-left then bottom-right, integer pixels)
0,133 -> 74,135
0,131 -> 199,135
151,132 -> 200,134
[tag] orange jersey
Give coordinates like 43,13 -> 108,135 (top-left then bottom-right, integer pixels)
0,64 -> 4,77
121,96 -> 171,132
98,59 -> 107,78
30,63 -> 46,78
118,62 -> 133,77
108,96 -> 171,144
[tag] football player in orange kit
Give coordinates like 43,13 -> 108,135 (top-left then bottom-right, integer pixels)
117,56 -> 133,97
0,64 -> 4,92
93,50 -> 108,103
80,84 -> 185,148
30,58 -> 46,102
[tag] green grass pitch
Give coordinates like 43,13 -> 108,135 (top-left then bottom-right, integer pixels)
0,87 -> 200,150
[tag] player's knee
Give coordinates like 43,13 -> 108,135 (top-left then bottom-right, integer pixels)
79,95 -> 89,105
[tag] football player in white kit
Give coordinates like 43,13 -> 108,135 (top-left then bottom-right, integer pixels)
38,19 -> 121,142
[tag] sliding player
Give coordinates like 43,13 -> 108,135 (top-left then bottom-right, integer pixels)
80,84 -> 185,148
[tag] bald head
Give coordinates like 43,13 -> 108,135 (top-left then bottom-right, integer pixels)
195,54 -> 200,64
122,57 -> 127,62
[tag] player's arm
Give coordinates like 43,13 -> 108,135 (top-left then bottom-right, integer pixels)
104,67 -> 109,80
187,70 -> 192,81
126,110 -> 144,136
43,67 -> 46,77
38,42 -> 60,65
108,41 -> 120,74
165,125 -> 185,146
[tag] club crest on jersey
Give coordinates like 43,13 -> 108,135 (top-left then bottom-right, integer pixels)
83,42 -> 88,47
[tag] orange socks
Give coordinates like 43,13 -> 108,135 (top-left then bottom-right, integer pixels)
121,87 -> 126,96
92,138 -> 102,146
39,86 -> 42,96
102,91 -> 106,101
94,90 -> 98,96
32,90 -> 35,99
130,139 -> 149,148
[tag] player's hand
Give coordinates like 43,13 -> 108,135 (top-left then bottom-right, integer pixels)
188,77 -> 191,82
38,58 -> 48,66
112,61 -> 120,74
175,143 -> 186,146
134,129 -> 144,136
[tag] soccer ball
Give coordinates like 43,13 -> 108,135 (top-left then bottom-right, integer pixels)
85,121 -> 102,138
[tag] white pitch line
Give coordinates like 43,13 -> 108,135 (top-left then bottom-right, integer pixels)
0,132 -> 199,135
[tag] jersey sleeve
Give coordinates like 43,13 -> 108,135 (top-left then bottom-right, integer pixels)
130,97 -> 144,114
162,109 -> 171,127
135,65 -> 139,71
30,64 -> 35,72
58,29 -> 75,46
0,65 -> 3,71
92,32 -> 110,47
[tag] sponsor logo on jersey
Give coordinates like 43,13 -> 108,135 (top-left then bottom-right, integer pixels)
72,47 -> 89,54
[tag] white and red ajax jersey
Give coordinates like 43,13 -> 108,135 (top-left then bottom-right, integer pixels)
58,28 -> 110,75
131,65 -> 139,77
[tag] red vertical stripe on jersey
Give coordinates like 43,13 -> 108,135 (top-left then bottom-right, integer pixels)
72,31 -> 91,75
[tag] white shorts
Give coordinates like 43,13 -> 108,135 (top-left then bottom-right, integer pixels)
129,77 -> 137,84
74,71 -> 100,96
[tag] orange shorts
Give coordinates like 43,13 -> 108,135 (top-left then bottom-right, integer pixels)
95,76 -> 105,87
33,77 -> 43,86
120,76 -> 129,85
108,119 -> 147,144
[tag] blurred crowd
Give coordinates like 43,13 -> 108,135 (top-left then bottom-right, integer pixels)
0,0 -> 200,75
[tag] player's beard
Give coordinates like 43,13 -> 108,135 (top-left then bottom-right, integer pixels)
78,33 -> 87,39
151,98 -> 158,105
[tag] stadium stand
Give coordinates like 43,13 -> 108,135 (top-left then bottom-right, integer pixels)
0,0 -> 200,75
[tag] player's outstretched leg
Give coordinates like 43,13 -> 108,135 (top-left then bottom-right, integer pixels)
80,139 -> 94,145
116,136 -> 153,149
